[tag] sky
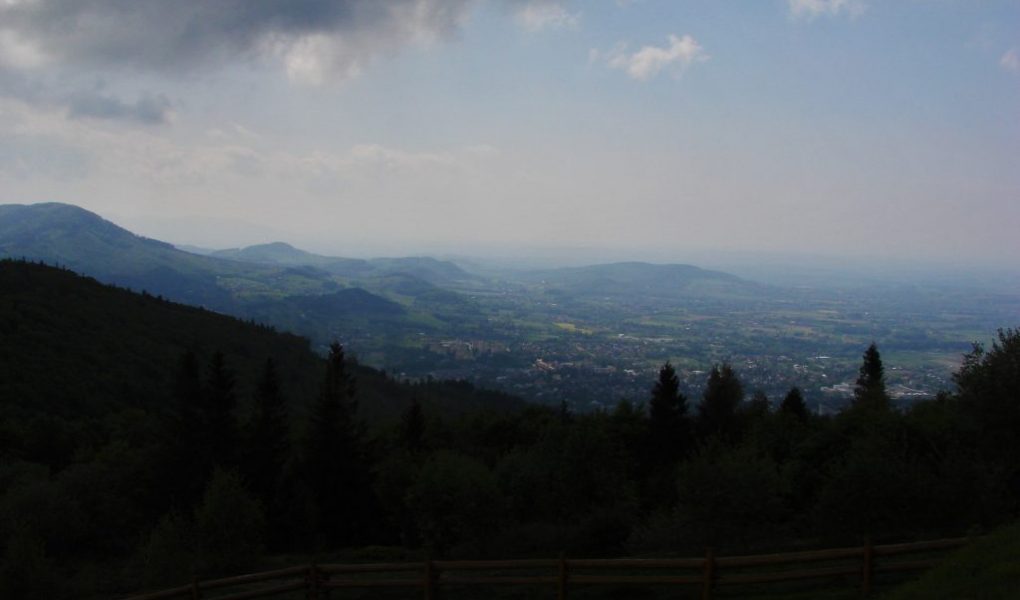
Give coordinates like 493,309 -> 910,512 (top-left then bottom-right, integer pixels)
1,0 -> 1018,268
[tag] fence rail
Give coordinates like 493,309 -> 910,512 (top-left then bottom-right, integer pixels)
122,536 -> 970,600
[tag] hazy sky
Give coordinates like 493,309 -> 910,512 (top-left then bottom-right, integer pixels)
1,0 -> 1018,266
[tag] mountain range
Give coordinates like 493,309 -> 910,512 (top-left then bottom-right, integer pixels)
0,202 -> 764,381
0,203 -> 479,317
0,201 -> 757,302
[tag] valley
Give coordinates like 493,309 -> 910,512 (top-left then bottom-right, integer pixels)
372,274 -> 1013,412
4,203 -> 1015,412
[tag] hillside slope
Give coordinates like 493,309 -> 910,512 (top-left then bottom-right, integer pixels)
0,203 -> 451,327
0,260 -> 522,436
0,259 -> 321,421
0,203 -> 340,309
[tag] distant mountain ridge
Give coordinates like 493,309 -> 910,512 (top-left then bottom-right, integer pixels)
0,202 -> 174,259
212,241 -> 370,271
0,201 -> 766,384
0,202 -> 488,361
523,260 -> 760,300
0,202 -> 248,308
211,241 -> 478,285
0,203 -> 472,312
1,203 -> 751,303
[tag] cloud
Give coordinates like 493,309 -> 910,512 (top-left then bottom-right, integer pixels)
0,97 -> 497,189
0,0 -> 473,82
66,91 -> 172,125
1001,48 -> 1019,73
602,34 -> 707,81
0,132 -> 91,180
510,1 -> 579,32
0,70 -> 173,125
788,0 -> 866,20
0,29 -> 48,69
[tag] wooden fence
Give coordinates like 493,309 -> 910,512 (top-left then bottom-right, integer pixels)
122,536 -> 969,600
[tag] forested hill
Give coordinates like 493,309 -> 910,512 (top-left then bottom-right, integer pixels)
0,259 -> 318,420
0,202 -> 247,309
0,259 -> 522,431
0,203 -> 412,314
1,259 -> 526,598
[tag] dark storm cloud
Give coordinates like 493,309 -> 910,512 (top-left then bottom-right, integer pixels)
0,0 -> 472,123
0,0 -> 473,72
0,69 -> 171,124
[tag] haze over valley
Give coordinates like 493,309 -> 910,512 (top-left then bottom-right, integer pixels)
4,202 -> 1016,413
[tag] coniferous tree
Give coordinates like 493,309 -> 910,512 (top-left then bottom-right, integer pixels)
697,363 -> 744,442
167,350 -> 207,507
743,390 -> 771,421
172,350 -> 203,435
650,362 -> 682,423
649,362 -> 689,461
303,342 -> 373,547
759,387 -> 812,465
245,357 -> 289,542
854,343 -> 890,411
204,351 -> 238,469
780,386 -> 809,421
401,395 -> 426,454
642,362 -> 691,509
558,399 -> 572,427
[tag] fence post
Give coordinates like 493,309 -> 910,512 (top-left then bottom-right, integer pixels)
190,577 -> 201,600
424,558 -> 437,600
558,552 -> 568,600
862,537 -> 874,596
701,547 -> 715,600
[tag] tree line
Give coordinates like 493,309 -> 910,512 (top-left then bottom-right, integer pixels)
2,289 -> 1018,597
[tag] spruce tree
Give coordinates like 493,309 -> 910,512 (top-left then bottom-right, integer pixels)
245,357 -> 289,542
167,350 -> 206,507
644,361 -> 691,509
744,390 -> 772,420
697,363 -> 744,442
303,342 -> 372,547
204,351 -> 238,469
558,399 -> 572,426
401,395 -> 426,454
780,386 -> 809,421
172,350 -> 203,435
649,362 -> 689,461
854,343 -> 889,411
248,358 -> 288,473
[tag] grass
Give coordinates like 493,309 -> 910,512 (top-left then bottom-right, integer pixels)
111,527 -> 1020,600
554,322 -> 594,335
881,521 -> 1020,600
